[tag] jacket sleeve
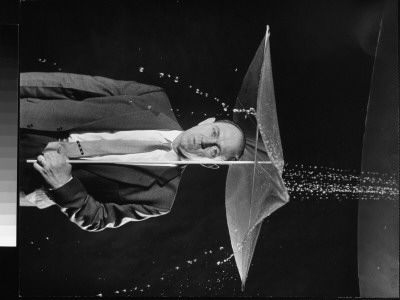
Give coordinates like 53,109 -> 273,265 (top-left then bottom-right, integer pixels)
20,72 -> 164,100
49,176 -> 180,232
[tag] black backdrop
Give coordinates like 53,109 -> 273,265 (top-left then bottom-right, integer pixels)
19,0 -> 384,296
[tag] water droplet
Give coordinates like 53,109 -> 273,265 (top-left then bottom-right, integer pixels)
139,67 -> 144,72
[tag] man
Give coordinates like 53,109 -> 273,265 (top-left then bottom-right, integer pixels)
19,72 -> 245,232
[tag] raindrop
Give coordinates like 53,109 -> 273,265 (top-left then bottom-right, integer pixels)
139,67 -> 144,72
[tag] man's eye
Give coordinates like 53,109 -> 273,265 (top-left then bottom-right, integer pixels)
212,128 -> 217,137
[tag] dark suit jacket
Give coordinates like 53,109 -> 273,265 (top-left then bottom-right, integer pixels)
20,72 -> 185,232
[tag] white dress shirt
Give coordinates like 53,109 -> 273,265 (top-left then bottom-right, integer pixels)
68,130 -> 182,161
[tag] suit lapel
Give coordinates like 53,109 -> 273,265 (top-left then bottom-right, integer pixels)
72,110 -> 182,132
78,163 -> 184,187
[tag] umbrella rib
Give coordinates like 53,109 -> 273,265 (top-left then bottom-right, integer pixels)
26,159 -> 272,165
247,26 -> 269,233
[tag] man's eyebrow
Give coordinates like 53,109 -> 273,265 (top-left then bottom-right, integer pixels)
214,125 -> 220,137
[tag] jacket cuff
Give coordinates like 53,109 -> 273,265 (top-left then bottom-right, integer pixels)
49,177 -> 87,208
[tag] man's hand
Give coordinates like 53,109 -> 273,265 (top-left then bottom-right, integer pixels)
33,151 -> 72,189
23,190 -> 56,209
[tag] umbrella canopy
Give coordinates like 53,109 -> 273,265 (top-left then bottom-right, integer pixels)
225,26 -> 290,291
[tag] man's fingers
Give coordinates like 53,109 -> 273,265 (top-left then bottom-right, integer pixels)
43,151 -> 56,160
37,154 -> 45,163
33,161 -> 45,174
43,150 -> 68,163
59,151 -> 68,159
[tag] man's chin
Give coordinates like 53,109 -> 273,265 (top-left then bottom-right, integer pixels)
179,150 -> 202,161
180,152 -> 216,162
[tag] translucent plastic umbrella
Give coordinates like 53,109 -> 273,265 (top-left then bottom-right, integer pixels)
225,26 -> 290,291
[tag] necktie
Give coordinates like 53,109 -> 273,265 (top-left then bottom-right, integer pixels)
44,139 -> 172,158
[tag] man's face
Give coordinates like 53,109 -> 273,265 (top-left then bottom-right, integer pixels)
172,119 -> 243,161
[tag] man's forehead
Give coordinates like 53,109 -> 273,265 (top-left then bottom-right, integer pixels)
215,122 -> 241,137
215,123 -> 242,155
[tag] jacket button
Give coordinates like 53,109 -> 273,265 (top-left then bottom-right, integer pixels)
57,126 -> 63,131
27,124 -> 33,128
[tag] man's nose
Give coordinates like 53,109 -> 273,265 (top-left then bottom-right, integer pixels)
201,137 -> 217,149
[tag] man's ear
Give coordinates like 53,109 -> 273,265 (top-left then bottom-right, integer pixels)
198,117 -> 216,125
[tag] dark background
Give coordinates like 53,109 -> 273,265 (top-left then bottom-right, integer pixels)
18,0 -> 384,296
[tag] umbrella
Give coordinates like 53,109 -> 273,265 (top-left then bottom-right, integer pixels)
225,26 -> 290,291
